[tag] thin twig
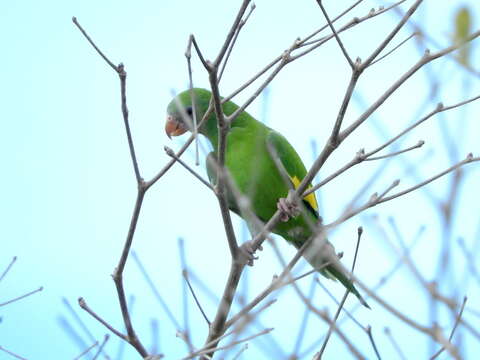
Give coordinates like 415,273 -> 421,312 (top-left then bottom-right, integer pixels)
457,238 -> 480,284
316,0 -> 354,68
72,17 -> 142,183
62,297 -> 99,347
73,17 -> 147,356
178,239 -> 194,353
345,274 -> 461,358
185,328 -> 273,360
365,140 -> 424,161
362,0 -> 423,67
183,270 -> 211,325
316,227 -> 364,358
0,346 -> 27,360
0,286 -> 43,307
384,327 -> 407,360
369,32 -> 419,67
225,251 -> 332,330
111,190 -> 148,356
118,63 -> 142,184
361,95 -> 480,160
316,279 -> 366,331
304,93 -> 480,198
187,35 -> 209,70
378,155 -> 478,204
0,256 -> 17,282
430,296 -> 468,359
326,155 -> 479,228
213,0 -> 251,68
72,17 -> 117,71
366,326 -> 382,360
313,311 -> 366,359
291,276 -> 318,358
202,262 -> 244,359
131,251 -> 181,329
164,146 -> 214,191
78,297 -> 127,341
73,341 -> 98,360
340,30 -> 480,143
218,2 -> 256,82
184,41 -> 199,165
92,335 -> 110,360
232,344 -> 249,359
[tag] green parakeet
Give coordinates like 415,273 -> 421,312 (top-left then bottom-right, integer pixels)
166,88 -> 369,308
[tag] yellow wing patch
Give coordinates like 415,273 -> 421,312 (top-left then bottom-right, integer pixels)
291,176 -> 318,212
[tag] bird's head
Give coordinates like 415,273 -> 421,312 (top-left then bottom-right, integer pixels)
165,88 -> 212,139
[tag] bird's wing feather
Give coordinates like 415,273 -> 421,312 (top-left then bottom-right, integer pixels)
266,130 -> 319,218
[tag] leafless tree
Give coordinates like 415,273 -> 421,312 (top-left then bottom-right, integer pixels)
67,1 -> 479,359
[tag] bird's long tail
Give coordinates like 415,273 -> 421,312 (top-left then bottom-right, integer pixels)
322,264 -> 370,309
303,236 -> 370,309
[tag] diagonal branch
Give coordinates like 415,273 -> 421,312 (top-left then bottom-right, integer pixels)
316,0 -> 354,68
72,17 -> 142,184
213,0 -> 251,68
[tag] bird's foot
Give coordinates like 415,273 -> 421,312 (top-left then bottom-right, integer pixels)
277,190 -> 300,222
239,240 -> 263,266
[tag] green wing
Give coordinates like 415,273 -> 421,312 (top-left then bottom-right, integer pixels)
266,130 -> 319,219
266,131 -> 370,308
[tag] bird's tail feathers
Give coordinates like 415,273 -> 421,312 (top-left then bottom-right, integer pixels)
303,237 -> 370,309
324,264 -> 371,309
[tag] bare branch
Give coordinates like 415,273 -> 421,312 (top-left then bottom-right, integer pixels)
365,140 -> 424,161
304,93 -> 479,198
183,270 -> 211,325
316,0 -> 354,68
316,227 -> 365,357
186,34 -> 209,70
341,30 -> 480,143
118,63 -> 142,184
131,251 -> 181,329
0,256 -> 17,283
146,102 -> 215,189
92,335 -> 110,360
366,326 -> 382,360
72,17 -> 117,71
345,275 -> 461,358
225,248 -> 333,330
164,146 -> 214,191
213,0 -> 251,68
218,2 -> 256,82
379,154 -> 478,204
185,39 -> 200,165
185,328 -> 273,360
78,297 -> 127,341
72,17 -> 142,183
0,345 -> 27,360
457,238 -> 480,284
73,341 -> 98,360
110,190 -> 148,356
313,310 -> 366,359
362,0 -> 423,67
384,327 -> 407,360
369,32 -> 419,67
430,297 -> 468,359
0,286 -> 43,307
326,155 -> 479,228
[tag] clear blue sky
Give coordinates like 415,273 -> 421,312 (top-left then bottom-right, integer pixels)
1,1 -> 479,359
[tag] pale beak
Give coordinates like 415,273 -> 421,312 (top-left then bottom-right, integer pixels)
165,115 -> 188,139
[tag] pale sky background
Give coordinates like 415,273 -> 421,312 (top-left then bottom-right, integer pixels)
1,1 -> 480,359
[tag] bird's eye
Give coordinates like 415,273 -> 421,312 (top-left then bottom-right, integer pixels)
185,106 -> 193,116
